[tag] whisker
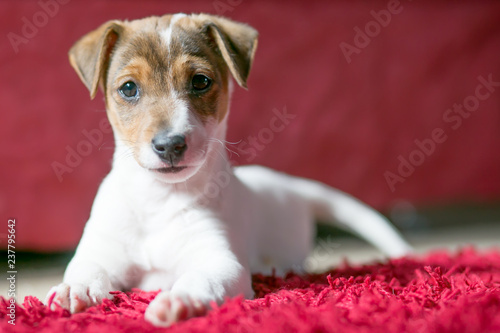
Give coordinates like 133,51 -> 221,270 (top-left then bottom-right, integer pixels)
208,138 -> 240,158
217,139 -> 243,146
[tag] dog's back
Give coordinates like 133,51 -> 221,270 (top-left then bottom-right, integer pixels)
233,165 -> 411,270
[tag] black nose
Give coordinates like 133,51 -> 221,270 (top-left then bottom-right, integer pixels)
151,134 -> 187,165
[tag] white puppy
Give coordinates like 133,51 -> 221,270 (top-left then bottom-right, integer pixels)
46,13 -> 411,326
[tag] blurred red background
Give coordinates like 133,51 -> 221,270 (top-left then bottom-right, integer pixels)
1,0 -> 499,251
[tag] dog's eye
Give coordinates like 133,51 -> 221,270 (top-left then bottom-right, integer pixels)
118,81 -> 138,99
192,74 -> 212,92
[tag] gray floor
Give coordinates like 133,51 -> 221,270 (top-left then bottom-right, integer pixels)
2,221 -> 499,303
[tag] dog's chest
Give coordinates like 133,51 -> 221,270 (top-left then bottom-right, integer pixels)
129,191 -> 223,271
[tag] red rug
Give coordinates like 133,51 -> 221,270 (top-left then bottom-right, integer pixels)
2,248 -> 500,332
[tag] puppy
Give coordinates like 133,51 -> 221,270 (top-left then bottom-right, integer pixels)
46,13 -> 412,326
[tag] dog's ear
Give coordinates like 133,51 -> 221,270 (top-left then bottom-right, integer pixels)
202,15 -> 258,89
68,21 -> 124,99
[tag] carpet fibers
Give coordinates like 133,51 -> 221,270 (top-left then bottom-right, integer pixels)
1,248 -> 500,332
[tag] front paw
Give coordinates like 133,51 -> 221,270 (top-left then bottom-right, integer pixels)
145,291 -> 207,327
45,280 -> 112,313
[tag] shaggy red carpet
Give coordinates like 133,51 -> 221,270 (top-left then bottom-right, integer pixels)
2,248 -> 500,332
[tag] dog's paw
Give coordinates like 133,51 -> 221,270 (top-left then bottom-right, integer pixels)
144,291 -> 208,327
45,281 -> 112,313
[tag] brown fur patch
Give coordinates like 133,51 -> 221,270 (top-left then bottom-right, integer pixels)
70,14 -> 257,158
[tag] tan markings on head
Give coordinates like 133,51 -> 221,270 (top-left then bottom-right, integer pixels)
192,14 -> 258,89
105,27 -> 177,156
69,14 -> 258,161
115,57 -> 152,83
107,92 -> 177,164
167,52 -> 229,124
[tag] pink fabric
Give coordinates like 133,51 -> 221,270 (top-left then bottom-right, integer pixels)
1,1 -> 499,251
1,249 -> 500,332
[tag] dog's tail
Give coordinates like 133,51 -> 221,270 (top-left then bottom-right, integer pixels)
290,176 -> 413,257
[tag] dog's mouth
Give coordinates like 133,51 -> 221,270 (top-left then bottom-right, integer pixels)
152,166 -> 188,174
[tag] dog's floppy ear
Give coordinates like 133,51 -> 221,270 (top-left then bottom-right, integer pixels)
68,21 -> 124,99
202,15 -> 258,89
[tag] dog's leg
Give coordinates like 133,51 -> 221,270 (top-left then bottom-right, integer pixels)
144,217 -> 253,327
45,227 -> 136,313
46,259 -> 113,313
45,175 -> 140,313
145,266 -> 252,327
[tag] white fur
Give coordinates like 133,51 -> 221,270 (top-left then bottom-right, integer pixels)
47,119 -> 411,324
47,14 -> 412,327
136,94 -> 210,182
161,13 -> 187,49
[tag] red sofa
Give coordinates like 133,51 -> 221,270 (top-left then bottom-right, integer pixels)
1,0 -> 499,251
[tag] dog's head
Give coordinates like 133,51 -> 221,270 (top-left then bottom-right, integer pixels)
69,13 -> 258,182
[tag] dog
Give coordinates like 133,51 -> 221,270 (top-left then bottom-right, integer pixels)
46,13 -> 412,327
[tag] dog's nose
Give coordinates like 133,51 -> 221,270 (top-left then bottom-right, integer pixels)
151,134 -> 187,165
